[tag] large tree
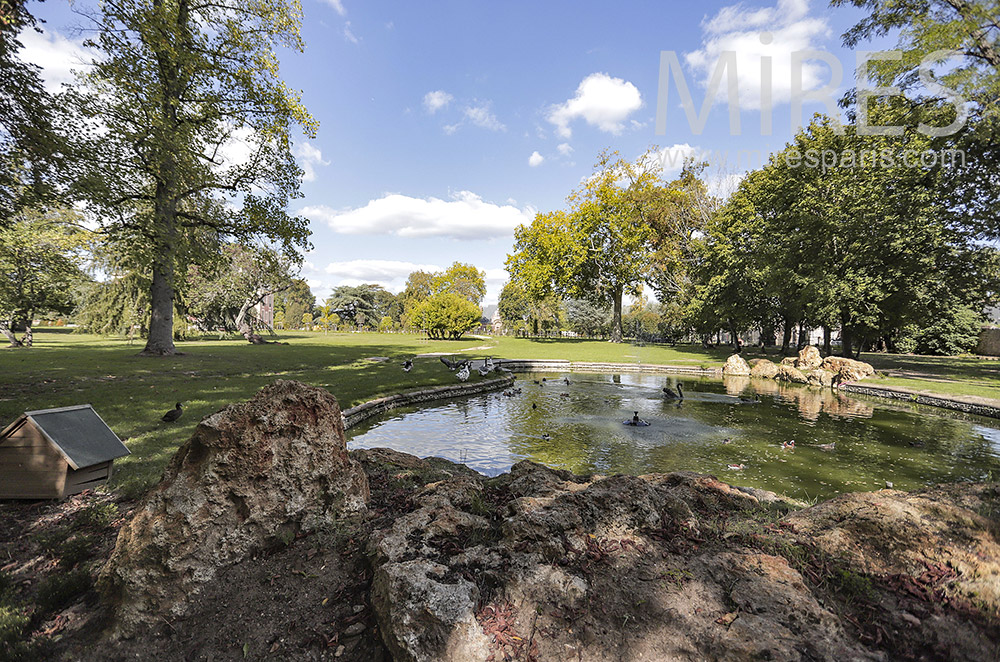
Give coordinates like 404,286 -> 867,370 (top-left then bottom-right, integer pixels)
506,150 -> 663,342
69,0 -> 316,356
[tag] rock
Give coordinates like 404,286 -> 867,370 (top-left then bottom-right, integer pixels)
784,483 -> 1000,660
749,359 -> 779,379
372,559 -> 491,662
776,364 -> 809,384
99,380 -> 369,636
367,457 -> 887,662
821,356 -> 875,383
807,369 -> 835,387
722,354 -> 751,376
795,345 -> 823,370
780,356 -> 798,367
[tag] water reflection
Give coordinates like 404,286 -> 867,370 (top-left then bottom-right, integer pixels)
346,373 -> 1000,501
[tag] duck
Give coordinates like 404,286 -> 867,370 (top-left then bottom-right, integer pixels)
456,363 -> 470,382
722,437 -> 732,445
782,440 -> 795,449
564,377 -> 570,385
662,383 -> 684,400
727,463 -> 746,470
162,402 -> 183,423
440,356 -> 459,371
402,359 -> 413,372
739,393 -> 761,403
541,433 -> 551,441
484,357 -> 496,372
532,403 -> 537,409
477,362 -> 492,377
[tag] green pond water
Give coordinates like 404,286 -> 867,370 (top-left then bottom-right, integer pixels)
345,372 -> 1000,501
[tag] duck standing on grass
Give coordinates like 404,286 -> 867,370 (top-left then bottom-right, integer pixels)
456,363 -> 471,382
402,359 -> 413,372
162,403 -> 183,423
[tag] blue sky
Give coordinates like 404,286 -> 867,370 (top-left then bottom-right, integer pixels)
23,0 -> 875,305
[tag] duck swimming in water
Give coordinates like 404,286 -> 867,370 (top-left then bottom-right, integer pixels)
662,383 -> 684,400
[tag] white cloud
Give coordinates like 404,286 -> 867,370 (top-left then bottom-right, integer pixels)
323,0 -> 347,16
464,103 -> 505,131
547,73 -> 643,138
343,21 -> 360,44
215,126 -> 255,169
18,28 -> 92,93
324,259 -> 441,281
301,191 -> 533,240
293,142 -> 330,182
306,278 -> 324,289
557,143 -> 574,157
685,0 -> 831,109
442,123 -> 461,135
657,143 -> 699,175
528,151 -> 544,167
423,90 -> 454,114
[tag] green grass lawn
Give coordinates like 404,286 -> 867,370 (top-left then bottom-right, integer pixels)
2,328 -> 997,497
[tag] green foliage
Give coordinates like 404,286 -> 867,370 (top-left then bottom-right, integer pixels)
507,149 -> 678,342
76,502 -> 120,530
0,0 -> 65,228
275,279 -> 315,330
412,292 -> 481,339
565,298 -> 612,336
432,262 -> 487,305
897,304 -> 984,355
0,208 -> 87,345
186,243 -> 295,335
325,284 -> 400,329
76,271 -> 150,338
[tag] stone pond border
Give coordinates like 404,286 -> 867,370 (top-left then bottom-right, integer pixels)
341,360 -> 1000,430
342,375 -> 515,429
839,383 -> 1000,420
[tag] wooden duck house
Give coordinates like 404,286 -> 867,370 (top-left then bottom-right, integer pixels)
0,405 -> 130,499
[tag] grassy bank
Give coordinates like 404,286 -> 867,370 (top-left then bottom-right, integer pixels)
2,328 -> 998,496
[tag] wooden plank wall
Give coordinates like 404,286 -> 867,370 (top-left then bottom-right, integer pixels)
0,421 -> 67,499
63,460 -> 112,497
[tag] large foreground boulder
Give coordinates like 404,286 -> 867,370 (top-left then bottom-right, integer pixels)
366,456 -> 999,662
99,380 -> 369,636
722,354 -> 751,376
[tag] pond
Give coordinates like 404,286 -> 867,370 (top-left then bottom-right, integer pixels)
345,372 -> 1000,501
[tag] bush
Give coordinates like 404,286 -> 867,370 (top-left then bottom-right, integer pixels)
897,305 -> 983,355
413,292 -> 481,340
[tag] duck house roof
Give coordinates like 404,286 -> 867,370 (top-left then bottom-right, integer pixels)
1,405 -> 130,470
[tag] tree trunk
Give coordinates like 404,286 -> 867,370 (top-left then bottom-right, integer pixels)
822,326 -> 832,356
1,325 -> 22,347
143,252 -> 176,355
780,316 -> 793,354
609,288 -> 623,343
235,296 -> 266,344
22,322 -> 32,347
840,311 -> 853,358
